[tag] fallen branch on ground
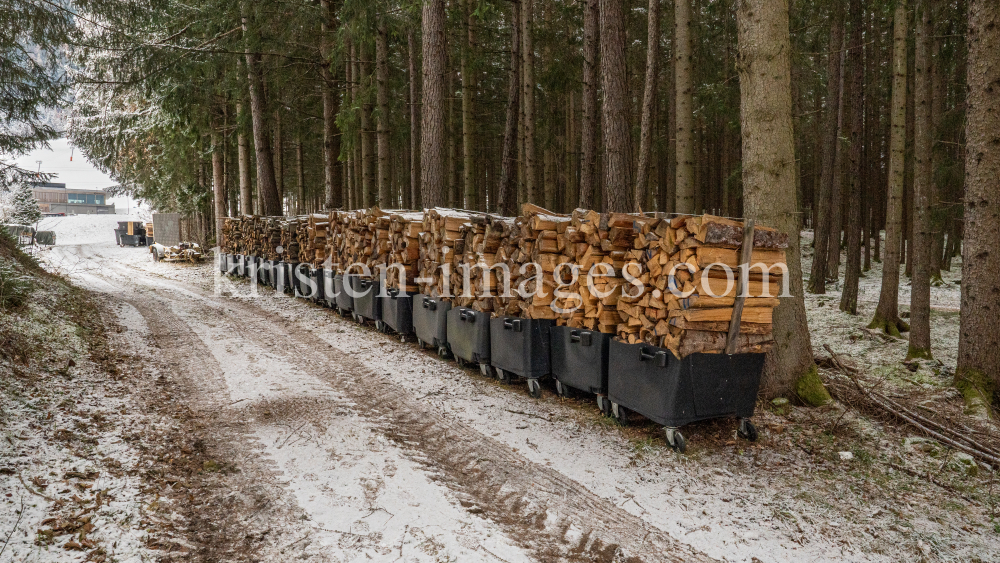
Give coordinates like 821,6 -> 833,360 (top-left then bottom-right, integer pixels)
823,344 -> 1000,470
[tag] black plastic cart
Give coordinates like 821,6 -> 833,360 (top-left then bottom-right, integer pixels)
489,317 -> 555,398
412,294 -> 451,357
607,340 -> 764,452
335,273 -> 355,314
379,289 -> 413,341
352,277 -> 381,324
304,267 -> 324,302
550,326 -> 612,412
447,307 -> 491,375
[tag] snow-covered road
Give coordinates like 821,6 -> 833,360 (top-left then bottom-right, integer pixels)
30,215 -> 998,563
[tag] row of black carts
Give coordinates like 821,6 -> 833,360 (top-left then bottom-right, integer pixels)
220,253 -> 764,452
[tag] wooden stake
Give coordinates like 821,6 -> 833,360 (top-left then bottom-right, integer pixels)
725,218 -> 754,354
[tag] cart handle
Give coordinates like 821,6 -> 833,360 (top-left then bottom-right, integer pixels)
569,330 -> 593,346
503,319 -> 523,332
460,310 -> 475,322
639,347 -> 669,368
423,297 -> 436,310
388,288 -> 399,298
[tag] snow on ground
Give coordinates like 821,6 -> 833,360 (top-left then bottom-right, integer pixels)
37,213 -> 147,247
33,233 -> 999,563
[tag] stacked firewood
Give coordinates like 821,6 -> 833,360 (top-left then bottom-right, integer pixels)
264,218 -> 284,261
280,218 -> 302,262
387,211 -> 424,292
306,213 -> 330,267
613,214 -> 787,358
418,208 -> 476,297
295,219 -> 311,263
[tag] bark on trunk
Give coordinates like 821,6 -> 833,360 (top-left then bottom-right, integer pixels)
237,102 -> 252,215
522,0 -> 537,204
808,0 -> 845,294
908,0 -> 934,359
599,0 -> 633,212
674,0 -> 695,213
421,0 -> 447,208
244,51 -> 281,216
462,0 -> 478,211
871,0 -> 909,335
212,117 -> 226,246
273,107 -> 283,212
956,0 -> 1000,407
296,135 -> 305,215
578,0 -> 600,209
361,45 -> 376,208
376,23 -> 391,207
736,0 -> 816,396
633,0 -> 660,212
321,0 -> 341,210
499,0 -> 521,217
839,0 -> 864,315
408,32 -> 422,210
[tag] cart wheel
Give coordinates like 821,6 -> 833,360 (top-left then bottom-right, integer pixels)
496,368 -> 512,384
527,379 -> 542,399
399,333 -> 409,343
612,402 -> 630,426
437,346 -> 450,359
456,357 -> 465,368
596,396 -> 612,417
375,320 -> 384,332
417,338 -> 425,349
151,251 -> 160,262
479,364 -> 494,378
737,419 -> 759,442
664,427 -> 686,453
555,380 -> 573,398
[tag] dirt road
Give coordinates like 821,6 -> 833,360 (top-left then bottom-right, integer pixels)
37,234 -> 996,563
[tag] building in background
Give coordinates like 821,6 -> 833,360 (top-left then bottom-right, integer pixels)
31,182 -> 116,215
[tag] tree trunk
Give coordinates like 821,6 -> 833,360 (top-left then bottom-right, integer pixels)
956,0 -> 1000,408
376,23 -> 391,207
462,0 -> 478,211
296,135 -> 305,215
498,0 -> 521,217
826,50 -> 847,281
273,107 -> 284,213
736,0 -> 817,397
578,0 -> 600,209
674,0 -> 695,213
421,0 -> 447,208
244,50 -> 281,216
212,115 -> 226,246
599,0 -> 633,213
871,0 -> 910,335
408,31 -> 422,210
237,102 -> 252,215
839,0 -> 864,315
908,0 -> 933,359
360,45 -> 376,208
522,0 -> 538,204
321,0 -> 341,210
633,0 -> 660,212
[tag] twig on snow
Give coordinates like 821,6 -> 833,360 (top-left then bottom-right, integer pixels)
0,497 -> 24,560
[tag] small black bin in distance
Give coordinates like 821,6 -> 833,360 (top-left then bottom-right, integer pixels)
489,317 -> 554,380
353,277 -> 381,321
266,260 -> 281,289
380,289 -> 413,336
550,326 -> 610,395
246,256 -> 258,281
412,294 -> 450,349
607,340 -> 764,428
447,307 -> 491,365
219,253 -> 228,274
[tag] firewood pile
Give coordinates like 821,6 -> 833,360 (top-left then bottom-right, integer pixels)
280,218 -> 302,262
611,214 -> 787,358
305,213 -> 331,267
418,208 -> 477,297
387,211 -> 424,292
220,210 -> 788,359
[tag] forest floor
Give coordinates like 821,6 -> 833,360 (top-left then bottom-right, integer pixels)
1,215 -> 997,563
